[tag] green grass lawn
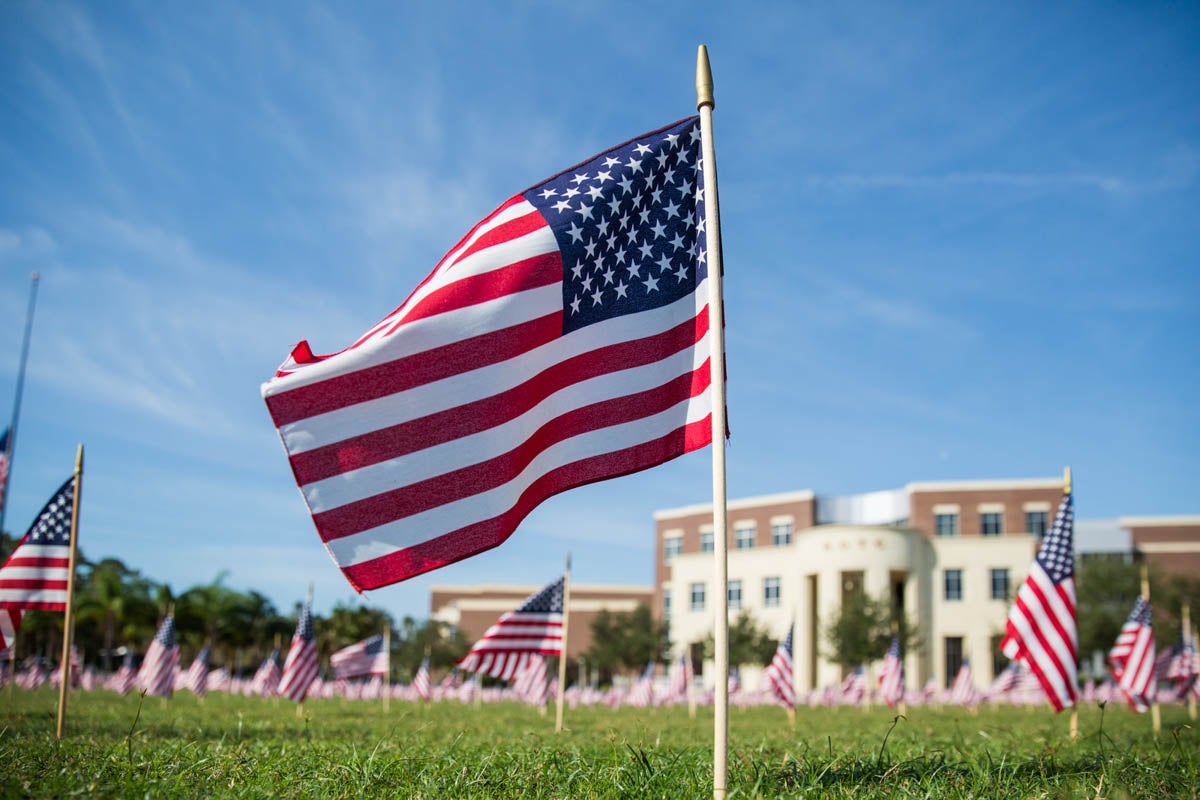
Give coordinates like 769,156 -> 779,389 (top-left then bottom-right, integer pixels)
2,689 -> 1197,798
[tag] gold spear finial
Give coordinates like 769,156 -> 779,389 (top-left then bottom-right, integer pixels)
696,45 -> 714,110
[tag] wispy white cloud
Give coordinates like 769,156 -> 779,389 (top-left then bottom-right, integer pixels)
807,171 -> 1127,193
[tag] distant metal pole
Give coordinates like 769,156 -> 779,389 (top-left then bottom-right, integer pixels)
0,272 -> 39,535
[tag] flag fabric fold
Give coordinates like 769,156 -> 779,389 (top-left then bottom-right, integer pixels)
278,600 -> 318,703
456,576 -> 564,680
1107,595 -> 1155,712
0,475 -> 76,650
1000,488 -> 1078,711
261,116 -> 714,591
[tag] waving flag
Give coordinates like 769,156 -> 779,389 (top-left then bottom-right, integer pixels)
0,476 -> 76,650
278,600 -> 318,703
137,614 -> 179,698
262,117 -> 714,591
1108,596 -> 1155,712
331,634 -> 390,680
457,576 -> 564,680
764,625 -> 796,709
1001,488 -> 1078,711
878,634 -> 904,708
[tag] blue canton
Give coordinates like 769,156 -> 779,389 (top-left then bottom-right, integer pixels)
156,616 -> 177,647
522,117 -> 707,335
1129,596 -> 1152,626
362,634 -> 385,655
25,476 -> 75,545
295,603 -> 315,642
518,577 -> 565,614
1036,493 -> 1075,582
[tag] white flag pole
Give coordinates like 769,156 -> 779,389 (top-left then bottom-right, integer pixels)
696,43 -> 730,800
555,554 -> 572,733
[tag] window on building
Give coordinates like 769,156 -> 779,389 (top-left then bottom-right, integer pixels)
771,522 -> 793,547
663,588 -> 671,617
944,569 -> 963,601
728,579 -> 743,610
990,568 -> 1010,601
764,577 -> 781,608
981,512 -> 1003,536
1025,511 -> 1048,538
944,636 -> 963,688
700,530 -> 714,553
664,535 -> 682,562
689,582 -> 705,612
935,513 -> 959,537
735,523 -> 756,550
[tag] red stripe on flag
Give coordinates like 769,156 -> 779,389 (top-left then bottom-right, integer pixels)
0,579 -> 68,591
290,312 -> 709,484
342,416 -> 710,590
313,365 -> 711,541
3,556 -> 69,569
267,312 -> 564,426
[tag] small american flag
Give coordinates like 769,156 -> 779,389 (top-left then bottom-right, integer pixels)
249,648 -> 282,696
331,634 -> 389,680
878,634 -> 904,708
412,655 -> 431,701
839,666 -> 866,706
1107,595 -> 1155,713
456,576 -> 564,680
262,117 -> 714,591
278,600 -> 318,703
949,657 -> 979,707
110,651 -> 135,695
0,475 -> 75,650
138,614 -> 179,698
1001,488 -> 1078,711
183,645 -> 210,697
1164,635 -> 1199,699
513,653 -> 550,705
666,651 -> 691,701
626,662 -> 656,708
764,625 -> 796,709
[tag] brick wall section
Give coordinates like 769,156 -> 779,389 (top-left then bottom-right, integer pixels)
1127,521 -> 1200,579
909,485 -> 1064,538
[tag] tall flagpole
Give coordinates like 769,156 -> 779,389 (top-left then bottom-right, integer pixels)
0,272 -> 40,536
555,553 -> 572,733
55,444 -> 84,740
696,43 -> 730,800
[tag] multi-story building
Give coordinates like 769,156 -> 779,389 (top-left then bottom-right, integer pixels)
655,478 -> 1199,691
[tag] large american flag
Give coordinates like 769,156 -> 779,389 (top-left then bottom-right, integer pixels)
0,476 -> 75,650
330,633 -> 389,680
261,117 -> 713,591
1107,595 -> 1155,713
1001,489 -> 1078,711
878,634 -> 904,708
278,600 -> 318,703
764,625 -> 796,709
137,614 -> 179,698
456,576 -> 564,680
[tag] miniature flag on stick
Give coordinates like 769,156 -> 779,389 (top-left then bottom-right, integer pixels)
457,576 -> 564,681
764,625 -> 796,710
878,634 -> 905,708
331,634 -> 390,680
1108,595 -> 1155,713
138,612 -> 179,698
1001,470 -> 1078,712
278,593 -> 317,703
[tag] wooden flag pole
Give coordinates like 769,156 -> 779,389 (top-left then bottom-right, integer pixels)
697,43 -> 730,800
1185,607 -> 1196,720
1065,466 -> 1079,740
55,445 -> 84,740
1137,566 -> 1156,734
555,554 -> 572,733
0,273 -> 39,537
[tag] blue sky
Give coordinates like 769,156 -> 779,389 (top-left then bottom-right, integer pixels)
1,2 -> 1197,619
